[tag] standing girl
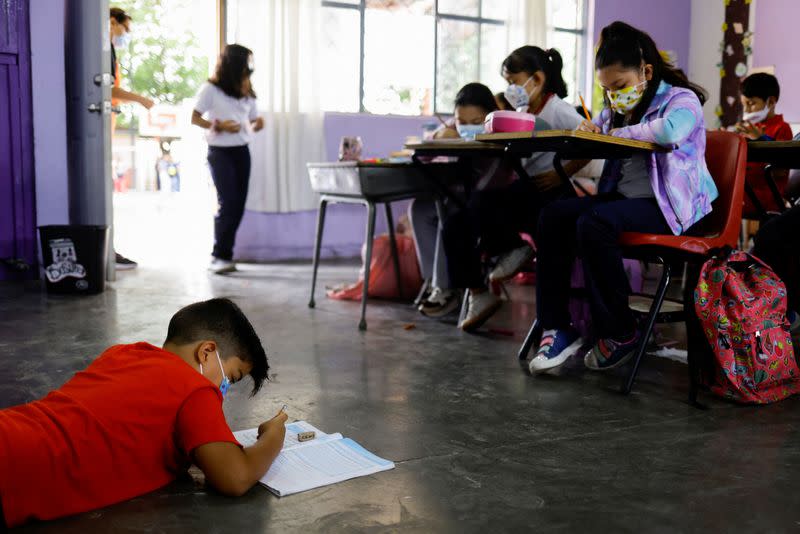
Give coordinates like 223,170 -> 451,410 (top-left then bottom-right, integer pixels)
529,21 -> 718,373
192,44 -> 264,274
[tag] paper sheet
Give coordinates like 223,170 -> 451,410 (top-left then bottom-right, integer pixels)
261,437 -> 395,496
233,421 -> 338,450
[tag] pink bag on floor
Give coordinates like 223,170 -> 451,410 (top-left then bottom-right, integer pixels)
569,259 -> 644,339
327,234 -> 423,301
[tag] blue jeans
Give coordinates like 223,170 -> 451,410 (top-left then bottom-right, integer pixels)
207,145 -> 251,260
535,193 -> 671,339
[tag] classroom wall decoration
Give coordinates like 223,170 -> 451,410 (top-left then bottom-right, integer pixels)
716,0 -> 752,128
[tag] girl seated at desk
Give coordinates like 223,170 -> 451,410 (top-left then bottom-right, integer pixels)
409,83 -> 514,317
446,46 -> 587,332
529,21 -> 717,374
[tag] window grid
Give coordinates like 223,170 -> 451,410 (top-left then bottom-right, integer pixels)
321,0 -> 586,114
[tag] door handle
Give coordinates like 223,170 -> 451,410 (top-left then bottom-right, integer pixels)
87,102 -> 114,114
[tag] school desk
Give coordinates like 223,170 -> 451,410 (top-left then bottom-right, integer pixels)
744,140 -> 800,219
475,129 -> 665,186
306,161 -> 460,331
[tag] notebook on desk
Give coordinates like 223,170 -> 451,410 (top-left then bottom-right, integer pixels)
233,421 -> 395,497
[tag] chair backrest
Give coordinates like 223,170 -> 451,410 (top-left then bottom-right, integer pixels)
692,130 -> 747,247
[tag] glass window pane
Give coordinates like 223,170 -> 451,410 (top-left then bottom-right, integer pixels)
479,23 -> 508,96
436,19 -> 479,112
363,1 -> 435,115
548,0 -> 583,30
480,0 -> 509,20
438,0 -> 478,17
321,7 -> 360,112
548,32 -> 579,104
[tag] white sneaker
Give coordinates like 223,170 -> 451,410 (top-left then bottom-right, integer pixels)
489,245 -> 535,282
208,257 -> 236,274
418,287 -> 460,317
459,290 -> 502,332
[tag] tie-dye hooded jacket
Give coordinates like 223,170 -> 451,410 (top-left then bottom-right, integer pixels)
594,81 -> 718,235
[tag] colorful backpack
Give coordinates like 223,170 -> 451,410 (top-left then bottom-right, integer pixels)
694,250 -> 800,404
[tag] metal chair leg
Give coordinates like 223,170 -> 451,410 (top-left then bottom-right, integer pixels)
622,263 -> 672,394
384,203 -> 404,299
458,289 -> 469,325
414,278 -> 431,307
308,198 -> 328,309
518,318 -> 542,361
359,202 -> 377,331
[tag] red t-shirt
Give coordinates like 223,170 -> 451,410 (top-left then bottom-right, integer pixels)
0,343 -> 239,527
745,113 -> 794,215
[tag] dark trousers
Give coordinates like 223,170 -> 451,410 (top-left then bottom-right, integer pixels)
443,179 -> 574,289
207,145 -> 251,260
536,193 -> 671,339
753,205 -> 800,311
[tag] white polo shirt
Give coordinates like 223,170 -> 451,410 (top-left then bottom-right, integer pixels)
194,82 -> 259,147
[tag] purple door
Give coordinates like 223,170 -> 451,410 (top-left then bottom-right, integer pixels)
0,1 -> 36,281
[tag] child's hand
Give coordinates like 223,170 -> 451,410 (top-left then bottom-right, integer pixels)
257,409 -> 289,440
577,119 -> 600,133
433,127 -> 459,140
215,119 -> 242,133
734,120 -> 764,140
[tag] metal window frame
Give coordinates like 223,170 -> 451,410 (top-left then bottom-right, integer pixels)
319,0 -> 588,115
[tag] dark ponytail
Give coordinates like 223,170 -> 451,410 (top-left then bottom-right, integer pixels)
596,21 -> 706,125
501,46 -> 569,99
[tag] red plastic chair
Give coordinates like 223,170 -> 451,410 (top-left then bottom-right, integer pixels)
618,130 -> 747,395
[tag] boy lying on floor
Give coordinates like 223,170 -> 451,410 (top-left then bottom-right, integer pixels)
0,298 -> 285,528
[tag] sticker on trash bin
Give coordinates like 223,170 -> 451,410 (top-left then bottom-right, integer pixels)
45,238 -> 87,283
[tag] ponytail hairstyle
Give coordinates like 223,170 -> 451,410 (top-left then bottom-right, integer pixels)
596,21 -> 707,126
501,46 -> 569,99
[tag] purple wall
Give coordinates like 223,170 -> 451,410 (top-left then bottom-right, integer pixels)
30,0 -> 69,227
234,113 -> 433,262
753,0 -> 800,122
593,0 -> 692,70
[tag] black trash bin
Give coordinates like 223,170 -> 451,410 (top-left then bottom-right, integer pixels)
38,225 -> 109,295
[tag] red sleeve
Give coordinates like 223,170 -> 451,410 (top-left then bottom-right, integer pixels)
175,388 -> 239,456
777,122 -> 794,141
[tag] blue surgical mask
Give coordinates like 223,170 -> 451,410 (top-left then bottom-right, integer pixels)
112,32 -> 131,48
199,350 -> 232,398
456,123 -> 485,140
504,77 -> 534,111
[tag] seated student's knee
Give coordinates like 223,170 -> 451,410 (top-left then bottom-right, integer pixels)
575,210 -> 618,254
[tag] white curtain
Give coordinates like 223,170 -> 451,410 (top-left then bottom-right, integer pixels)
227,0 -> 324,212
506,0 -> 549,51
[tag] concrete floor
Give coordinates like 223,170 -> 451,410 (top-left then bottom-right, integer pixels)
3,262 -> 800,533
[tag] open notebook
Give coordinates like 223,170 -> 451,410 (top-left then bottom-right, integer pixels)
233,421 -> 395,497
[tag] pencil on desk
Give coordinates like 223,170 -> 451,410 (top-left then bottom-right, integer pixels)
578,94 -> 591,122
434,113 -> 449,128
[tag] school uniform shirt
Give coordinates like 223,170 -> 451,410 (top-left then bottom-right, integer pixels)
0,343 -> 238,528
744,113 -> 793,214
522,94 -> 584,177
194,82 -> 259,147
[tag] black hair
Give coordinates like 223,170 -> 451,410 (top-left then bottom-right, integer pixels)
109,7 -> 131,24
741,72 -> 780,102
210,44 -> 256,99
454,83 -> 498,113
165,298 -> 268,396
494,92 -> 513,111
596,21 -> 707,126
501,46 -> 568,99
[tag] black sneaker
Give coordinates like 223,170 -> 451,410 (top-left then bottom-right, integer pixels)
115,252 -> 138,271
418,287 -> 460,317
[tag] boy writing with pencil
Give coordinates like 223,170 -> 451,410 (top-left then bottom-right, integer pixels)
0,298 -> 286,528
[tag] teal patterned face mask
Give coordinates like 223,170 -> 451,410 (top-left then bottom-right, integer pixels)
606,78 -> 647,114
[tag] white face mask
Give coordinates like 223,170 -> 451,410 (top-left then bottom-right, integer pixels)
504,77 -> 534,111
743,106 -> 770,124
112,32 -> 131,48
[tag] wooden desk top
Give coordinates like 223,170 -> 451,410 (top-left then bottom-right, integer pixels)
405,140 -> 507,152
747,140 -> 800,167
476,129 -> 664,153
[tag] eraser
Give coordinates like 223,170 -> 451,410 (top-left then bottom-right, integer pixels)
297,431 -> 316,442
